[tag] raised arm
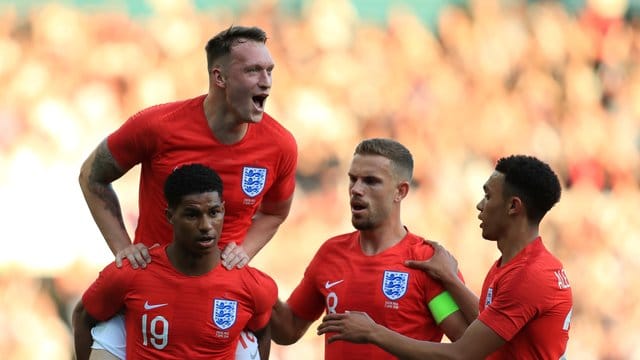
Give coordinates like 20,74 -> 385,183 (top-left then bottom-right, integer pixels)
79,139 -> 150,268
269,299 -> 314,345
406,241 -> 480,324
221,196 -> 292,269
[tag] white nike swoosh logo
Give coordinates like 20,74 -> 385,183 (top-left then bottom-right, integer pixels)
144,301 -> 168,310
250,350 -> 258,360
325,280 -> 344,289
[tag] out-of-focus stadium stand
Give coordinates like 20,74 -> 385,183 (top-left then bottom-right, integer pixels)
0,0 -> 639,359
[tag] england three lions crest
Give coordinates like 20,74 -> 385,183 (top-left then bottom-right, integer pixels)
213,299 -> 237,330
382,271 -> 409,301
242,167 -> 267,197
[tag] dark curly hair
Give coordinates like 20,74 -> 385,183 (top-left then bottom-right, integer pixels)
164,164 -> 223,209
495,155 -> 561,223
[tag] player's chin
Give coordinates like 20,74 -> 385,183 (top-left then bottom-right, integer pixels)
192,241 -> 217,253
248,112 -> 263,123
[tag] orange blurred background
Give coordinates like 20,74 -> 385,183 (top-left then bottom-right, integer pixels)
0,0 -> 639,358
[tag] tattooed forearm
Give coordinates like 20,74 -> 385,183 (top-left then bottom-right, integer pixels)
87,140 -> 127,227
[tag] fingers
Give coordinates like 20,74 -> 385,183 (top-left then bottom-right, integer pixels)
221,242 -> 250,270
404,259 -> 428,271
115,253 -> 124,268
426,239 -> 445,253
115,244 -> 151,269
317,322 -> 340,336
424,238 -> 440,248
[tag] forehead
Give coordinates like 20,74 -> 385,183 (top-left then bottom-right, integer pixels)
177,191 -> 221,207
228,40 -> 273,66
349,154 -> 393,177
484,171 -> 505,192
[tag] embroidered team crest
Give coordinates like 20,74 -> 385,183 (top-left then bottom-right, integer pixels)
213,299 -> 237,330
242,167 -> 267,197
382,271 -> 409,301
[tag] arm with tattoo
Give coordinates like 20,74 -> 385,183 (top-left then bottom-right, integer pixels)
79,139 -> 135,264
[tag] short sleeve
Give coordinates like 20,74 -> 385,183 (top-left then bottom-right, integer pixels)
81,262 -> 133,321
244,268 -> 278,331
286,254 -> 326,322
478,266 -> 540,341
262,128 -> 297,203
107,106 -> 162,170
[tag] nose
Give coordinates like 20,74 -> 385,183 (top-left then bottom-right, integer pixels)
258,70 -> 271,89
476,198 -> 483,212
350,179 -> 364,196
198,215 -> 214,233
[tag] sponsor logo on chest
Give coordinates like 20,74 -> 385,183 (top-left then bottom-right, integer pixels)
242,167 -> 267,198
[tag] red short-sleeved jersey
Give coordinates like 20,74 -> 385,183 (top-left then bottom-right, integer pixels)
478,237 -> 573,359
82,245 -> 278,359
287,230 -> 461,360
107,95 -> 297,247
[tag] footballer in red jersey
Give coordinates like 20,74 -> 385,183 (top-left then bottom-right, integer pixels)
76,26 -> 296,360
318,155 -> 572,360
270,138 -> 470,360
74,164 -> 278,360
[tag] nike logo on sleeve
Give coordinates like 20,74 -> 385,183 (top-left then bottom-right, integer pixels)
144,301 -> 168,310
325,280 -> 344,289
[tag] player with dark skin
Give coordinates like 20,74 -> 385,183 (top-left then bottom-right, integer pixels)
318,155 -> 572,360
74,164 -> 276,360
76,26 -> 297,360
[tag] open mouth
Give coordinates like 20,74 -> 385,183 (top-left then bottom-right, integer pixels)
197,236 -> 216,247
252,95 -> 267,110
351,202 -> 367,213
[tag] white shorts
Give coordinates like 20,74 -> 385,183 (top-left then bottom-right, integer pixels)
235,330 -> 261,360
91,314 -> 126,359
91,314 -> 259,360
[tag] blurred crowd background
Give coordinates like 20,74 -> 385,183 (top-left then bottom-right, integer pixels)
1,0 -> 639,358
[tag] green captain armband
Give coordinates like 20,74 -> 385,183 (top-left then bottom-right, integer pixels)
428,291 -> 459,324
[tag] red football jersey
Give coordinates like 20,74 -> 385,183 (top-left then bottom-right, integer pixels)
107,95 -> 297,247
478,237 -> 573,359
82,245 -> 277,359
287,230 -> 461,360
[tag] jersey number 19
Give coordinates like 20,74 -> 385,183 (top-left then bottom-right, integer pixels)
141,314 -> 169,349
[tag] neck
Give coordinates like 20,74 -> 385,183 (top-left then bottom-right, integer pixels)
497,222 -> 539,265
359,222 -> 407,256
166,243 -> 220,276
203,93 -> 248,145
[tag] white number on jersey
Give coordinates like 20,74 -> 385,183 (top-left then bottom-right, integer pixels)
141,314 -> 169,349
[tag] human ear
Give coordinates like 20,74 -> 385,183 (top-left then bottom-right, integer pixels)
508,197 -> 523,215
395,181 -> 410,202
211,67 -> 225,88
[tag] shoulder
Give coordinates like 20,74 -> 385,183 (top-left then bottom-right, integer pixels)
240,266 -> 278,297
317,231 -> 357,253
96,260 -> 139,286
260,113 -> 297,149
403,233 -> 436,260
128,96 -> 202,126
501,250 -> 564,291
